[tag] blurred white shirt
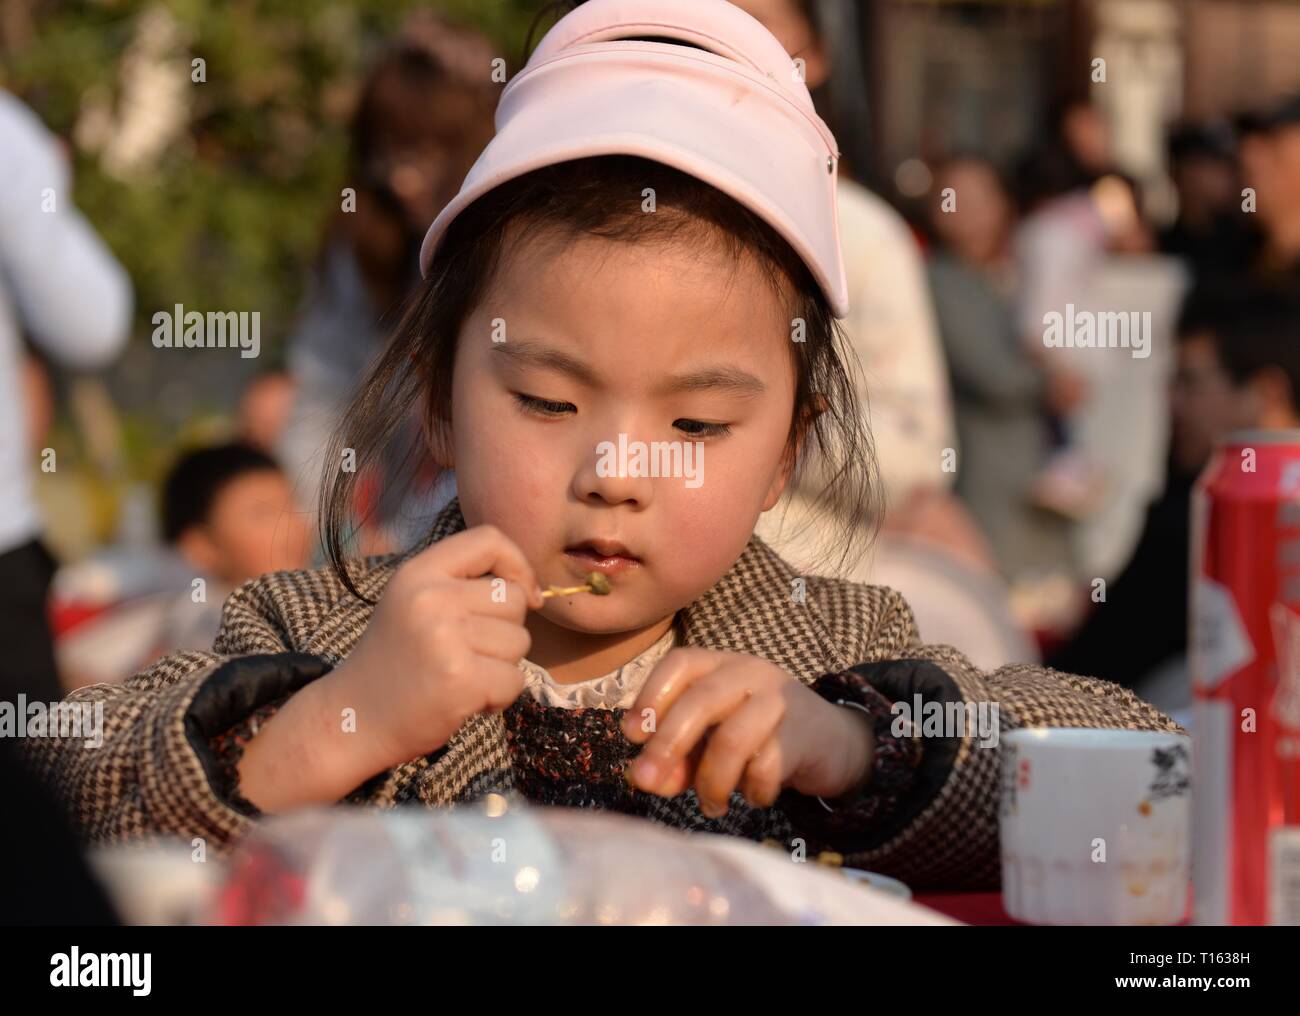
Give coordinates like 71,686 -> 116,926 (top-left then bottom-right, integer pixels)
835,176 -> 955,510
0,92 -> 132,554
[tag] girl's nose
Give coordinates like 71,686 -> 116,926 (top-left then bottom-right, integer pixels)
572,437 -> 655,508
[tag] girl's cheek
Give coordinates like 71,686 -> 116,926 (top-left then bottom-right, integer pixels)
665,497 -> 746,569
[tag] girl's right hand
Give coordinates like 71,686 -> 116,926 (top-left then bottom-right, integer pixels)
331,524 -> 543,773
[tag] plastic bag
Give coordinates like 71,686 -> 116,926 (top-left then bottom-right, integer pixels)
211,795 -> 800,925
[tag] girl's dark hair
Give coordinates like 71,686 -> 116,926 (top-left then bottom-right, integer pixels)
320,157 -> 879,605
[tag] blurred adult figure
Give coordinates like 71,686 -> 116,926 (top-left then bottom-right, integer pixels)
734,1 -> 1033,664
1056,99 -> 1115,181
1013,100 -> 1184,604
238,371 -> 297,455
730,1 -> 971,554
1012,102 -> 1153,523
278,13 -> 498,557
926,157 -> 1073,585
0,92 -> 131,705
1159,120 -> 1255,281
1243,95 -> 1300,285
1049,284 -> 1300,714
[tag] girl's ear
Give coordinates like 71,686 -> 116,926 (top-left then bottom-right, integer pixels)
761,394 -> 827,510
761,467 -> 791,512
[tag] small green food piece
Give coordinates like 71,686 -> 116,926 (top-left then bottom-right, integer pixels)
587,572 -> 612,595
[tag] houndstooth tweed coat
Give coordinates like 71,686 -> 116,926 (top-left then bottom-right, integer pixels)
22,497 -> 1180,890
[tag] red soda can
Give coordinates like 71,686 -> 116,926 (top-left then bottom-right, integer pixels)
1191,429 -> 1300,925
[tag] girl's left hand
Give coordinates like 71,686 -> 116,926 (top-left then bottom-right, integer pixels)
621,648 -> 874,818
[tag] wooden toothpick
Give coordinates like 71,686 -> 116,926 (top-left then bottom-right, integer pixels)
541,572 -> 613,599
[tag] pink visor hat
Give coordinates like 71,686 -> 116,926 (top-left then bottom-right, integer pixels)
417,0 -> 848,318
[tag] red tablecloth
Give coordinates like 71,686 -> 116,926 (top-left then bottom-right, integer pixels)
914,888 -> 1194,925
914,892 -> 1020,925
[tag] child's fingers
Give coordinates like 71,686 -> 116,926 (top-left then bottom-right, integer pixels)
691,694 -> 784,815
623,648 -> 722,744
640,754 -> 693,797
461,615 -> 531,664
408,524 -> 542,608
475,657 -> 528,714
738,736 -> 786,809
458,576 -> 538,620
632,674 -> 751,783
630,742 -> 702,797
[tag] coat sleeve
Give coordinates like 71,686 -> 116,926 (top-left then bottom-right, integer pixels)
18,575 -> 332,852
776,586 -> 1182,890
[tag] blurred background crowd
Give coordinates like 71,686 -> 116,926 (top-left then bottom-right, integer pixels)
4,0 -> 1300,730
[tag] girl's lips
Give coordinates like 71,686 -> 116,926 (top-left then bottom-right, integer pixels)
564,548 -> 641,576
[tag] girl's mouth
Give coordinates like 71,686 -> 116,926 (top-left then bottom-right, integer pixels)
564,541 -> 641,576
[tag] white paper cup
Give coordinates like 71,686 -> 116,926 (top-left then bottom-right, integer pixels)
1000,727 -> 1192,925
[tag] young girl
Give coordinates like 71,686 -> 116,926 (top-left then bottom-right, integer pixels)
24,0 -> 1177,891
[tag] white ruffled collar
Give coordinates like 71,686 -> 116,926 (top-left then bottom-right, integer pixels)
517,624 -> 678,710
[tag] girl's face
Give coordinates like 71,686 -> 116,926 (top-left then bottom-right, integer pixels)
444,227 -> 800,635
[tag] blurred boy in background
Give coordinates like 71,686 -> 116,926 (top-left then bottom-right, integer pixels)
55,443 -> 311,687
156,443 -> 313,657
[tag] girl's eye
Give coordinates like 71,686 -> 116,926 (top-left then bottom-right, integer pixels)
514,392 -> 575,417
674,418 -> 732,439
513,393 -> 729,438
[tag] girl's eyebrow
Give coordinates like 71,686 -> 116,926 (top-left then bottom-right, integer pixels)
491,339 -> 767,398
658,366 -> 766,399
491,339 -> 598,386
